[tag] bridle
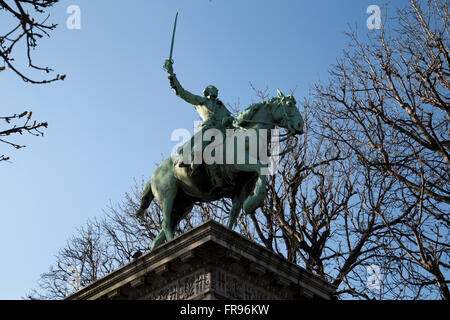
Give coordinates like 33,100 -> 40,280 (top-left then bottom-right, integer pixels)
233,100 -> 299,156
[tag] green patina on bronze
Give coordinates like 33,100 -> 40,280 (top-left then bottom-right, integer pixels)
135,14 -> 304,250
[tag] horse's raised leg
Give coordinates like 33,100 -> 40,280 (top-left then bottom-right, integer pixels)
243,175 -> 267,215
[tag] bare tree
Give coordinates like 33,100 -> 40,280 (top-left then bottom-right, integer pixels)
232,96 -> 402,299
0,111 -> 48,161
312,0 -> 449,299
1,0 -> 64,162
0,0 -> 64,83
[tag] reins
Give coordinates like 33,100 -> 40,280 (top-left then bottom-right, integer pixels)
234,101 -> 299,155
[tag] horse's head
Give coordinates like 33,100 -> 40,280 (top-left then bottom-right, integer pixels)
271,89 -> 304,135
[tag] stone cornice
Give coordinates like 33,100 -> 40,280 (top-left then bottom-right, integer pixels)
65,220 -> 336,300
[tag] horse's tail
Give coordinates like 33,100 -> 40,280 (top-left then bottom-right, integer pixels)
135,180 -> 154,220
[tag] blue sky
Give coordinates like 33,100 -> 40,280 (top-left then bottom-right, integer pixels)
0,0 -> 403,299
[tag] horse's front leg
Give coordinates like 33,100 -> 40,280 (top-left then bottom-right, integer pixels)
243,174 -> 267,215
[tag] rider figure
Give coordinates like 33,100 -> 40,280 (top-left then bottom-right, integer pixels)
163,59 -> 235,174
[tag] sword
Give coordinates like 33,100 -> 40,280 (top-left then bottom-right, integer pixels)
168,12 -> 178,64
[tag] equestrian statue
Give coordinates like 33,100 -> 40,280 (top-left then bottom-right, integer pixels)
135,13 -> 304,250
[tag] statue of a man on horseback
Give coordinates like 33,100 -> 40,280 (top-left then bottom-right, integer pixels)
134,13 -> 304,251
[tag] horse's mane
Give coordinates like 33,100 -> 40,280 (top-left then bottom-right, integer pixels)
235,97 -> 279,127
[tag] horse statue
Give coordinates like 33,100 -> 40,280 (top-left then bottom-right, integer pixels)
135,90 -> 304,250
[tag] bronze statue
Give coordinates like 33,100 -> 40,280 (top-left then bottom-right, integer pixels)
135,13 -> 304,250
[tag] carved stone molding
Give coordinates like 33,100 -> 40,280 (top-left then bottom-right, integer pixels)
65,220 -> 336,300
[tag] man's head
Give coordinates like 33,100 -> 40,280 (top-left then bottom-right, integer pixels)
203,85 -> 218,99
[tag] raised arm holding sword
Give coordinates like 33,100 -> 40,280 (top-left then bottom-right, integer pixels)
163,13 -> 235,174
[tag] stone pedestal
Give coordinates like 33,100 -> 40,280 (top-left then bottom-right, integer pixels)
66,220 -> 335,300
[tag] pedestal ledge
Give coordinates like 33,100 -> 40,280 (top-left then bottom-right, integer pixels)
65,219 -> 336,300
